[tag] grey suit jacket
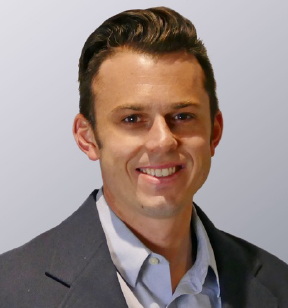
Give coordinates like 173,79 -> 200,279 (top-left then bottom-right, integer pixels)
0,190 -> 287,308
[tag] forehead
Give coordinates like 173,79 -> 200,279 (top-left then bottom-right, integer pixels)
92,50 -> 207,109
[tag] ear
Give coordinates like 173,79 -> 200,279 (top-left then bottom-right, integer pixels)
210,111 -> 223,157
73,113 -> 100,161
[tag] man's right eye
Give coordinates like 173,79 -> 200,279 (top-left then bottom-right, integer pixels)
122,115 -> 141,123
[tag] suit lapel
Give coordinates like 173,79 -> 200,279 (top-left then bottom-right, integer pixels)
195,204 -> 277,308
46,190 -> 128,308
244,277 -> 278,308
59,242 -> 128,308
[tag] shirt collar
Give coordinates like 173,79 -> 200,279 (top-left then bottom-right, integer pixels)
179,206 -> 221,297
96,188 -> 150,287
96,188 -> 220,296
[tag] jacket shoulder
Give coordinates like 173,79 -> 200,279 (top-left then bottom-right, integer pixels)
224,230 -> 288,275
0,191 -> 99,308
222,230 -> 288,304
0,225 -> 56,277
0,226 -> 68,307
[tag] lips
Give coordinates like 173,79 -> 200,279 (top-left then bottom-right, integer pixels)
137,165 -> 183,178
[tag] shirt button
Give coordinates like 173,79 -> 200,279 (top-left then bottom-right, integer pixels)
149,257 -> 160,265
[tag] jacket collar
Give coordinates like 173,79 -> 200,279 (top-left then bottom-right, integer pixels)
46,190 -> 128,308
195,204 -> 277,308
46,190 -> 277,308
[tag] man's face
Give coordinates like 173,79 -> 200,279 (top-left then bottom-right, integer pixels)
91,50 -> 222,219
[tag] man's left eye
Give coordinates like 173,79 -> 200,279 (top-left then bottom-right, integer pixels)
174,113 -> 193,121
122,115 -> 141,123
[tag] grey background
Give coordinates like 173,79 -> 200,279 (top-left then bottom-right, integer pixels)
0,0 -> 287,263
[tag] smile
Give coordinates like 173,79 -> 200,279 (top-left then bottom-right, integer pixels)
137,166 -> 182,178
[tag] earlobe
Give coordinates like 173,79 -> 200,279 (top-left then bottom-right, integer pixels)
210,111 -> 223,157
73,113 -> 100,161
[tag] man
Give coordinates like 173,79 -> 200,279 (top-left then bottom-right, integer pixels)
0,6 -> 287,308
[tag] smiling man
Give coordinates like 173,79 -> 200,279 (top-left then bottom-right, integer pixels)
0,6 -> 288,308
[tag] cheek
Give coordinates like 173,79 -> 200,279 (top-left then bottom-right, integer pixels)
184,135 -> 211,156
184,136 -> 212,175
99,134 -> 143,170
195,140 -> 212,178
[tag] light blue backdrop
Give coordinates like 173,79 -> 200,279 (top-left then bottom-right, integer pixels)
0,0 -> 287,263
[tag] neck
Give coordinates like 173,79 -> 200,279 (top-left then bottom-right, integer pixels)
128,217 -> 193,292
127,211 -> 192,260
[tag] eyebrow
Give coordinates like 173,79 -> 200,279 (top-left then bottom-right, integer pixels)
111,101 -> 199,113
112,104 -> 145,112
172,102 -> 199,109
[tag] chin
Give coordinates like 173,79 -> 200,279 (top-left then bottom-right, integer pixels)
138,195 -> 188,218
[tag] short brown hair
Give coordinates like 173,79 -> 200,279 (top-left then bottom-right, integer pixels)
78,6 -> 219,128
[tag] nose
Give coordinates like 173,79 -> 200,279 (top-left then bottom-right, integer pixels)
144,116 -> 177,153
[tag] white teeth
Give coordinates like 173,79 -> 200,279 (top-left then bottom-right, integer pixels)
155,169 -> 162,177
162,168 -> 169,177
139,166 -> 178,177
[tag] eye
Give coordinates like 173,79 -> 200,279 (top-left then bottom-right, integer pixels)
122,114 -> 141,123
173,113 -> 194,121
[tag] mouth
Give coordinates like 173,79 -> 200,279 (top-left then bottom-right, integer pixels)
136,165 -> 183,178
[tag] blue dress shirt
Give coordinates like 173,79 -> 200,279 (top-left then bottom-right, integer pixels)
96,189 -> 221,308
